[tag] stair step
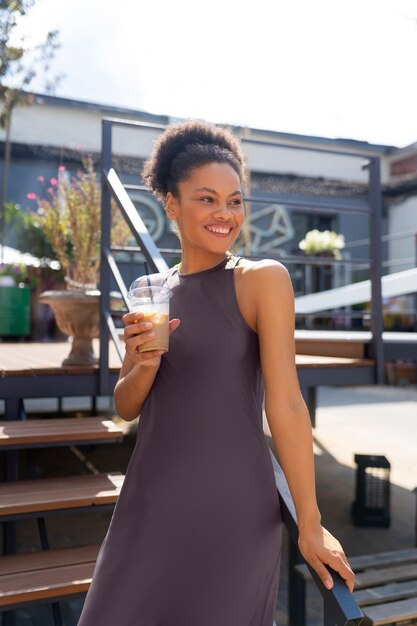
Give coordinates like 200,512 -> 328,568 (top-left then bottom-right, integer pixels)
0,417 -> 123,449
0,544 -> 100,610
0,473 -> 124,520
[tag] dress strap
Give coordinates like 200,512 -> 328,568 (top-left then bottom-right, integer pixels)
229,254 -> 243,269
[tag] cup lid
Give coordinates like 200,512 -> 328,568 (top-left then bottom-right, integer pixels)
127,283 -> 172,304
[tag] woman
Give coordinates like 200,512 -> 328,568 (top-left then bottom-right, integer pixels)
78,120 -> 354,626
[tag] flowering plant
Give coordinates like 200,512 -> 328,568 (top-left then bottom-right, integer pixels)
27,157 -> 131,290
298,229 -> 345,260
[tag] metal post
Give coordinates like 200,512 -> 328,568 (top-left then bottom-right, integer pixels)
414,487 -> 417,547
288,538 -> 307,626
2,398 -> 24,556
368,158 -> 385,384
99,119 -> 113,396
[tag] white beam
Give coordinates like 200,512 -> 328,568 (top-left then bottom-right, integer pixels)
295,267 -> 417,314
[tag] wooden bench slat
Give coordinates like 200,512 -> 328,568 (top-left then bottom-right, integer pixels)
349,549 -> 417,571
354,580 -> 417,607
363,597 -> 417,626
0,417 -> 123,448
0,473 -> 124,517
295,547 -> 417,626
295,548 -> 417,580
355,564 -> 417,589
0,544 -> 100,608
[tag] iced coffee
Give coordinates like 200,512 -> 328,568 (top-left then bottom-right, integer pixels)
127,284 -> 172,353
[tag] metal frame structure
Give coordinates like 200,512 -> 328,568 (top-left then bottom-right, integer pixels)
271,451 -> 363,626
99,117 -> 385,398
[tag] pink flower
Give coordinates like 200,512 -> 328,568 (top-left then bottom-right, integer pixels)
50,178 -> 58,185
58,165 -> 65,172
47,187 -> 53,194
26,193 -> 37,200
37,176 -> 45,183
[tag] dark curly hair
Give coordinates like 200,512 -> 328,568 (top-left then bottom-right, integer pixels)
142,120 -> 246,203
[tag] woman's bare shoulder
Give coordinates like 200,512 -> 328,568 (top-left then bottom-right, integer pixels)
237,256 -> 289,280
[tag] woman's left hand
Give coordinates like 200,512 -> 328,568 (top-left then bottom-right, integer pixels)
297,523 -> 355,592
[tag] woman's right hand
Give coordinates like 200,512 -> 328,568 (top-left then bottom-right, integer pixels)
123,311 -> 180,368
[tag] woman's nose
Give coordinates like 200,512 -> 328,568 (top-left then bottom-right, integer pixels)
212,205 -> 233,218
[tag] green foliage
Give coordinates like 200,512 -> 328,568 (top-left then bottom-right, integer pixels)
0,0 -> 62,261
4,201 -> 55,259
0,0 -> 61,126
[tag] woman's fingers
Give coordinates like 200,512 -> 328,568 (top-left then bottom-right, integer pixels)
122,311 -> 144,326
124,320 -> 154,339
299,526 -> 355,594
310,555 -> 334,590
123,312 -> 180,362
315,552 -> 355,592
336,558 -> 355,592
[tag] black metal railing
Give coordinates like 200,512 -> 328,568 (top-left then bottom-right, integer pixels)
270,452 -> 364,626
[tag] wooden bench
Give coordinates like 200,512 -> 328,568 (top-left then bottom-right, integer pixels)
295,547 -> 417,626
0,417 -> 123,449
0,544 -> 101,611
0,473 -> 124,521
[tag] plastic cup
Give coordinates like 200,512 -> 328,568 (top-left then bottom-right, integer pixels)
127,284 -> 172,353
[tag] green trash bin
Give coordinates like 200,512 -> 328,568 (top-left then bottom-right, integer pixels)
0,286 -> 31,337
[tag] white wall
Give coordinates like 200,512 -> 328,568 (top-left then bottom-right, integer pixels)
0,104 -> 162,159
0,100 -> 388,183
243,141 -> 369,182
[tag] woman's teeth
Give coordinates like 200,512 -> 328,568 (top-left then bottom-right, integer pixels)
205,226 -> 232,235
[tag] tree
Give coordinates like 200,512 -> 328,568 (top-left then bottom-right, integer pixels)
0,0 -> 62,263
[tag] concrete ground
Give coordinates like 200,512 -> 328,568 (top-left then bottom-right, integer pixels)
273,384 -> 417,626
1,384 -> 416,626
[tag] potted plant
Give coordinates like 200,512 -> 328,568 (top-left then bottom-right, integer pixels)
27,157 -> 131,365
298,229 -> 345,259
298,229 -> 345,297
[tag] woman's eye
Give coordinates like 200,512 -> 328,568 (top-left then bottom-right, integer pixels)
200,197 -> 213,203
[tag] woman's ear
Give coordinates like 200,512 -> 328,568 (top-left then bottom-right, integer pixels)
165,192 -> 178,221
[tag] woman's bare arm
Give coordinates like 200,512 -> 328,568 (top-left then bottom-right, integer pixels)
114,312 -> 180,422
249,260 -> 355,592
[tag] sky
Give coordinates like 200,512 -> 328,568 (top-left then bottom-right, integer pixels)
12,0 -> 417,148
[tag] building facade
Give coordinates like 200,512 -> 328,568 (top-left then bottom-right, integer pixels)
1,93 -> 416,327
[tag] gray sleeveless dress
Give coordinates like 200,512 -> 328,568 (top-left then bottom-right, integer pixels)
77,254 -> 283,626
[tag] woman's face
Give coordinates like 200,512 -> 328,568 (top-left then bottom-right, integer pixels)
166,162 -> 245,254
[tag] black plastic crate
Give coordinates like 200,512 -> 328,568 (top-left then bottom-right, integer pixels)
351,454 -> 391,527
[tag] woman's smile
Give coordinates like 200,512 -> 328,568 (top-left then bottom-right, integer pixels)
204,222 -> 234,237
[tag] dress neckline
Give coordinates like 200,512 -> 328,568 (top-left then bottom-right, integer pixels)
175,254 -> 235,278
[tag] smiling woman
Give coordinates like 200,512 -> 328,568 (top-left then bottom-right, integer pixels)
77,120 -> 354,626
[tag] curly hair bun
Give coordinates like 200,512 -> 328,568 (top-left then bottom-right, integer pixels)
142,120 -> 246,203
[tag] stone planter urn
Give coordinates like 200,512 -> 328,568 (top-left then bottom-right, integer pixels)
39,290 -> 120,366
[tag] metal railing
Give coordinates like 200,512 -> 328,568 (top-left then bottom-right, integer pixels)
271,452 -> 364,626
